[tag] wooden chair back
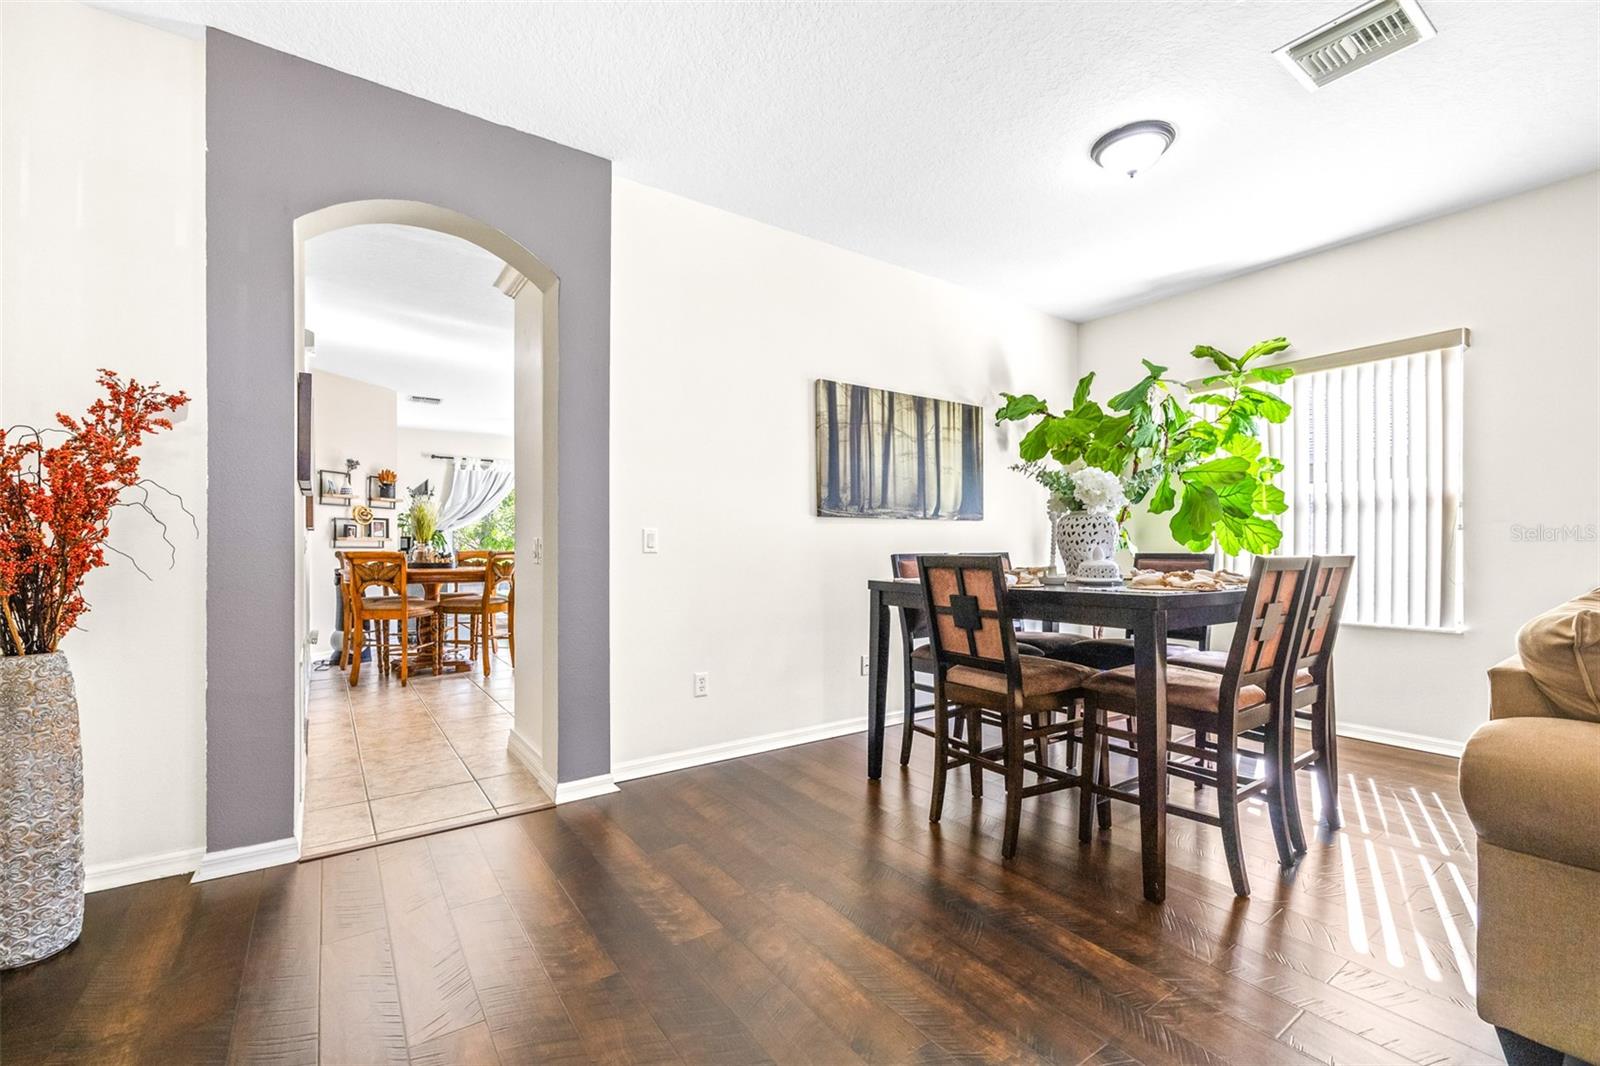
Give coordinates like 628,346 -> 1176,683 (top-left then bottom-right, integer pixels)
346,550 -> 408,601
1133,552 -> 1215,646
1214,555 -> 1312,725
1133,551 -> 1215,573
456,549 -> 492,566
1287,555 -> 1354,687
915,554 -> 1022,696
484,552 -> 515,610
893,551 -> 1016,644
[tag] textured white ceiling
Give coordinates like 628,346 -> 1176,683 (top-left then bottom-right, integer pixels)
304,224 -> 512,434
109,1 -> 1599,319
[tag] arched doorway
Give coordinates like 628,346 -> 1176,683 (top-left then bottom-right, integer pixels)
292,201 -> 561,852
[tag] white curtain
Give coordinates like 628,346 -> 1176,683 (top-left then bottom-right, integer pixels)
437,457 -> 513,538
1225,347 -> 1464,630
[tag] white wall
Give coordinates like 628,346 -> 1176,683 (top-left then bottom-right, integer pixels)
609,179 -> 1078,779
308,370 -> 397,656
0,3 -> 208,888
1077,172 -> 1600,753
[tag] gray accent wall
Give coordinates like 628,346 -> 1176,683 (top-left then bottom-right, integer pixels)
205,31 -> 611,850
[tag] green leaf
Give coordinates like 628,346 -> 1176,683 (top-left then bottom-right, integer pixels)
1240,387 -> 1291,423
1215,476 -> 1259,516
1170,484 -> 1222,547
1254,481 -> 1287,515
1149,472 -> 1176,514
1108,375 -> 1156,413
1247,366 -> 1294,385
1140,359 -> 1169,380
1214,513 -> 1283,555
1182,455 -> 1251,488
1190,393 -> 1231,407
1017,421 -> 1052,462
1241,337 -> 1290,364
1192,345 -> 1235,373
1071,373 -> 1095,408
995,392 -> 1050,422
1222,433 -> 1261,460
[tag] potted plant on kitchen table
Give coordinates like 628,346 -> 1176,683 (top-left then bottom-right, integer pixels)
997,337 -> 1295,574
1,371 -> 190,969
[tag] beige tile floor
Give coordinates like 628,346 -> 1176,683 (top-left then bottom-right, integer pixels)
302,651 -> 551,858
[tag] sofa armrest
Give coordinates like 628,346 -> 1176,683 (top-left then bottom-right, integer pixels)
1488,655 -> 1561,720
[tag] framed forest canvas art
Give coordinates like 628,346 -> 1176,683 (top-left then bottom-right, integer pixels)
815,379 -> 983,519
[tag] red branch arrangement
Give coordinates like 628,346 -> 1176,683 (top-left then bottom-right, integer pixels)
0,370 -> 190,656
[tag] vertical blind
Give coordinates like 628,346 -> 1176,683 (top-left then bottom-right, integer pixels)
1229,346 -> 1465,630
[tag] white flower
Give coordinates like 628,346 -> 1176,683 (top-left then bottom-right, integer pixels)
1069,466 -> 1126,512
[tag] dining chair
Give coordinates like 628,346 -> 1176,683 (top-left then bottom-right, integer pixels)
336,555 -> 385,675
891,552 -> 1056,767
1038,551 -> 1217,670
345,550 -> 434,686
1166,554 -> 1355,850
1079,554 -> 1312,896
438,551 -> 514,677
916,554 -> 1096,859
440,548 -> 492,656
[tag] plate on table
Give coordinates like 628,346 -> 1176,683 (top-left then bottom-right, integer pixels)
1056,575 -> 1126,589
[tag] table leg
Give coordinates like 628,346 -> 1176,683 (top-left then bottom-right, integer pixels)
1133,608 -> 1170,903
867,588 -> 890,780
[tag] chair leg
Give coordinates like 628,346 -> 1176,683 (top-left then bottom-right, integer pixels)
1096,729 -> 1112,830
1265,709 -> 1298,868
1312,683 -> 1341,829
1216,733 -> 1251,897
399,619 -> 409,686
348,618 -> 364,686
930,700 -> 951,823
967,707 -> 984,799
899,667 -> 917,767
1001,712 -> 1025,859
481,612 -> 492,678
1281,708 -> 1308,856
506,609 -> 515,667
1079,700 -> 1098,844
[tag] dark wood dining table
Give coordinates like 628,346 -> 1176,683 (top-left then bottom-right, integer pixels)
865,576 -> 1247,903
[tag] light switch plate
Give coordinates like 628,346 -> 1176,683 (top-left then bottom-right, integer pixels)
642,527 -> 659,554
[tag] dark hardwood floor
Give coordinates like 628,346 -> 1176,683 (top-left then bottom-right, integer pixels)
1,726 -> 1498,1065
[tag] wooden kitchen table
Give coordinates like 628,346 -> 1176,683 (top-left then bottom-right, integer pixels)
864,576 -> 1247,903
404,564 -> 488,675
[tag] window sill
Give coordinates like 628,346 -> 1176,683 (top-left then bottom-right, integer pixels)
1343,621 -> 1467,636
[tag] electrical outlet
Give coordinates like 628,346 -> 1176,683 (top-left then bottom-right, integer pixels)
642,527 -> 659,554
859,654 -> 870,676
692,671 -> 709,698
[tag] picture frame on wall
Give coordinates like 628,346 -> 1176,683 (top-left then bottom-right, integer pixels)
318,469 -> 354,506
333,519 -> 359,541
368,517 -> 390,539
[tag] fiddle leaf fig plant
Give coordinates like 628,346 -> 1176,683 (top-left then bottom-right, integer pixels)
996,337 -> 1295,555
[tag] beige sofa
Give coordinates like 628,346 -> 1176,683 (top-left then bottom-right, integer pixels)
1461,606 -> 1600,1064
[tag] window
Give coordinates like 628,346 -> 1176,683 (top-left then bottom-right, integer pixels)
1229,336 -> 1465,631
452,491 -> 516,552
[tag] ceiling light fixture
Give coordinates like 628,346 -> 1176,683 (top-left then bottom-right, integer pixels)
1089,120 -> 1177,179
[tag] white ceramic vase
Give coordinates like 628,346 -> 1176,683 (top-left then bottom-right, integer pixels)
1054,508 -> 1119,576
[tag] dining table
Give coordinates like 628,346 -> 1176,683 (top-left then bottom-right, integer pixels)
404,564 -> 489,675
864,576 -> 1247,903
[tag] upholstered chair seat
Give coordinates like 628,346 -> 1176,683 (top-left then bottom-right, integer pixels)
1083,664 -> 1268,714
1166,647 -> 1314,689
943,657 -> 1095,712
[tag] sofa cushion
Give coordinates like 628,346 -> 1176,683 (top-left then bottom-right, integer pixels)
1516,590 -> 1600,723
1460,717 -> 1600,873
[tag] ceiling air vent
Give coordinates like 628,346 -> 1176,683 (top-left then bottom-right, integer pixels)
1273,0 -> 1437,91
408,395 -> 442,405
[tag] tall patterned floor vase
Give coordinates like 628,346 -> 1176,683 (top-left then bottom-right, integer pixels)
0,652 -> 84,970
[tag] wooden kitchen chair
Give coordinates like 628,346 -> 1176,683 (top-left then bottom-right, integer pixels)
345,551 -> 434,686
917,554 -> 1096,859
437,551 -> 514,677
1079,555 -> 1312,896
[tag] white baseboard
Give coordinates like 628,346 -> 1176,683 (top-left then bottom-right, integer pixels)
86,845 -> 205,893
613,711 -> 907,785
506,728 -> 557,798
191,837 -> 300,883
1331,721 -> 1466,758
554,774 -> 620,803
